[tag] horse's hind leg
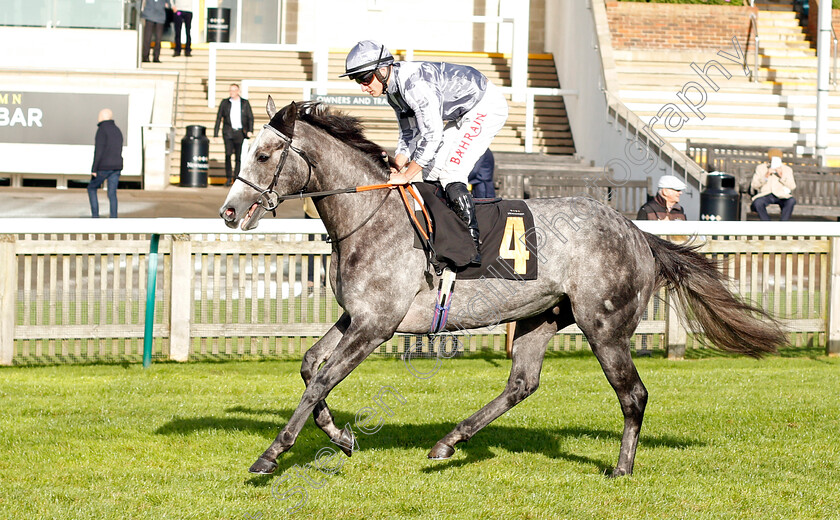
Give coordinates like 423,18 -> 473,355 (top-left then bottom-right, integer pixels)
428,308 -> 566,460
579,316 -> 648,477
300,313 -> 355,455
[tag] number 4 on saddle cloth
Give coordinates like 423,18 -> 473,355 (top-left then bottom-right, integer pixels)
410,182 -> 538,281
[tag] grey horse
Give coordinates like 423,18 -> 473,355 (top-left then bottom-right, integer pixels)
220,99 -> 786,477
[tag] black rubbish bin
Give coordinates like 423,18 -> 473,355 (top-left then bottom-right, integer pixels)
180,125 -> 210,187
206,7 -> 231,43
700,173 -> 739,221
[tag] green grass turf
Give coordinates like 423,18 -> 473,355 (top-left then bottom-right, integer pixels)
1,355 -> 838,519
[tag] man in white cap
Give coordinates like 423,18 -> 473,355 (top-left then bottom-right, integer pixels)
341,40 -> 509,265
637,175 -> 687,220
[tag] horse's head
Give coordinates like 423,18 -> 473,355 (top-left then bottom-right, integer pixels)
220,97 -> 315,230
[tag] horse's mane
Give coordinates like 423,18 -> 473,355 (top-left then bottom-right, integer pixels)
287,101 -> 392,170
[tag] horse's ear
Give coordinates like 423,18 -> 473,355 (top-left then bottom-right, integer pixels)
283,101 -> 298,128
266,96 -> 277,118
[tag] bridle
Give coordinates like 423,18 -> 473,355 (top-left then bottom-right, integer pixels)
232,121 -> 433,245
234,123 -> 318,212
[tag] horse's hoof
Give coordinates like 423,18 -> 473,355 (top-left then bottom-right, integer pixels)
249,457 -> 278,475
608,467 -> 631,479
427,442 -> 455,460
335,427 -> 355,457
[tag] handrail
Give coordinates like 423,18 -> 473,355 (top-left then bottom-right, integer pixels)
141,124 -> 177,159
603,89 -> 706,191
749,13 -> 760,83
239,79 -> 578,154
4,218 -> 840,237
207,15 -> 526,107
831,25 -> 838,86
586,1 -> 704,190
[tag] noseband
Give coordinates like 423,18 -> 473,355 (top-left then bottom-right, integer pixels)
235,123 -> 318,212
231,122 -> 431,246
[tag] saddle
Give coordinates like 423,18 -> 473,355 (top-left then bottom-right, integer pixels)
410,182 -> 538,281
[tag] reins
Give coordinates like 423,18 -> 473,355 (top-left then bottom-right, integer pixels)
322,184 -> 433,244
235,123 -> 433,244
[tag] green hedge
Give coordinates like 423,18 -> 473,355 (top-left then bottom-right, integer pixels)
620,0 -> 840,10
617,0 -> 749,5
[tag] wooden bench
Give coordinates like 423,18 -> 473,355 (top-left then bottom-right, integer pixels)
496,166 -> 609,199
706,157 -> 840,220
684,142 -> 840,220
685,140 -> 812,172
737,172 -> 840,220
522,176 -> 652,218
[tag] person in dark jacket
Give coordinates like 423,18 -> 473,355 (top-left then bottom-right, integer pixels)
88,109 -> 124,218
637,175 -> 687,221
171,0 -> 192,57
214,84 -> 254,186
141,0 -> 170,63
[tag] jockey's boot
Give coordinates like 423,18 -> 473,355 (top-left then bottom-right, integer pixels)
445,182 -> 482,266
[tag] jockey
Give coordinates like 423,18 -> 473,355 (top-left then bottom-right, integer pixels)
341,40 -> 509,266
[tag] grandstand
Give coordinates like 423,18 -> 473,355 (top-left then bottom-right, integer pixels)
3,0 -> 839,219
143,48 -> 575,182
612,0 -> 840,159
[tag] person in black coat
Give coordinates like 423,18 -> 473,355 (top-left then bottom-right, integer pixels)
636,175 -> 687,221
140,0 -> 170,63
88,108 -> 124,218
171,0 -> 192,57
213,84 -> 254,186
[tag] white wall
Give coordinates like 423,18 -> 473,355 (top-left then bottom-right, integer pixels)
0,71 -> 176,188
297,0 -> 512,53
0,27 -> 137,70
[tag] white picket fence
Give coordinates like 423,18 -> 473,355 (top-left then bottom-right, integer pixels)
1,219 -> 839,365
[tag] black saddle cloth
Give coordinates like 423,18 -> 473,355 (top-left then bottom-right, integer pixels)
412,182 -> 538,280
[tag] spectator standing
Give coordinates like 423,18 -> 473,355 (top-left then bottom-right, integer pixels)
468,149 -> 495,198
214,84 -> 254,186
637,175 -> 687,221
750,148 -> 796,221
88,109 -> 124,219
141,0 -> 169,63
171,0 -> 192,57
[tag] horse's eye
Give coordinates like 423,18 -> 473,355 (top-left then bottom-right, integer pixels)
257,153 -> 270,163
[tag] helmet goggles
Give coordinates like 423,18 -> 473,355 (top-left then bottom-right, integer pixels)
352,70 -> 377,86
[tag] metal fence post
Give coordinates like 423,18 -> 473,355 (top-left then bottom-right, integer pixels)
826,237 -> 840,357
0,235 -> 16,366
169,234 -> 192,361
143,234 -> 161,368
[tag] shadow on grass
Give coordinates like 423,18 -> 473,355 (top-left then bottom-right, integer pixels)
684,344 -> 825,360
155,407 -> 703,484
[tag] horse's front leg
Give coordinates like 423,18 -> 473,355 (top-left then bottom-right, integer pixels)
250,316 -> 398,474
300,313 -> 354,455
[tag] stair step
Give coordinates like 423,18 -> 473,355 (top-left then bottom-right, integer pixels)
761,39 -> 813,49
757,49 -> 816,58
755,5 -> 798,13
757,18 -> 804,28
610,2 -> 840,160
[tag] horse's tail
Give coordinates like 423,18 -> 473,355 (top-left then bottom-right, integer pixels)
644,232 -> 786,358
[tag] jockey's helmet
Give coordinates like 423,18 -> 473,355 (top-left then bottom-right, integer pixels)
340,40 -> 394,81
